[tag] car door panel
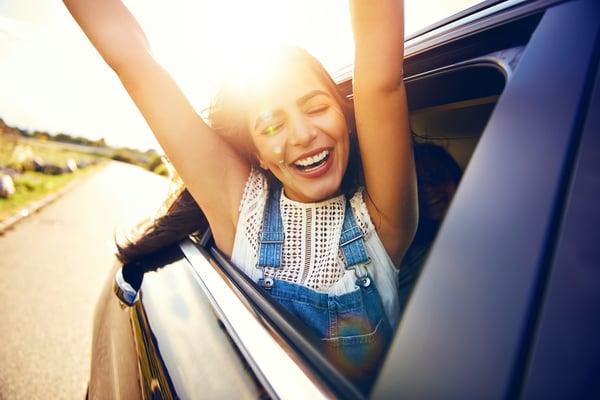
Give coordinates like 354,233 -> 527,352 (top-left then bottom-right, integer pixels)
373,0 -> 599,398
521,56 -> 600,399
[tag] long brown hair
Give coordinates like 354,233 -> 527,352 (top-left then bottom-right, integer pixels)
115,178 -> 208,264
116,45 -> 361,263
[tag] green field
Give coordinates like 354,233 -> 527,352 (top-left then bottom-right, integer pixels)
0,137 -> 106,222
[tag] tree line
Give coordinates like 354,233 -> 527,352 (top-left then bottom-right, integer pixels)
0,117 -> 167,176
1,117 -> 107,148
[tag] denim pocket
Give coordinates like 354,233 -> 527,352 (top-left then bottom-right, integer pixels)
325,316 -> 387,345
323,318 -> 391,393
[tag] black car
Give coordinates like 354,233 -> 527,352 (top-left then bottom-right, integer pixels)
88,0 -> 600,398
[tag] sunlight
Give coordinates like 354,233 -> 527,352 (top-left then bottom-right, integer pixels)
125,0 -> 482,99
123,0 -> 351,100
0,0 -> 484,151
406,0 -> 482,34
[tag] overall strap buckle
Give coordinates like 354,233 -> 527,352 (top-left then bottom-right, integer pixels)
339,200 -> 372,288
256,184 -> 284,289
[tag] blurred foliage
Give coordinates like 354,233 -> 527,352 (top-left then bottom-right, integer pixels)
1,117 -> 166,175
0,117 -> 168,221
109,148 -> 167,176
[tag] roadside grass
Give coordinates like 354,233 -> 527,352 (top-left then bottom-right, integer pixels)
0,137 -> 106,222
0,165 -> 105,222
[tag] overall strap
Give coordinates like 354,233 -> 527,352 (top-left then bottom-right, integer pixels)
339,198 -> 372,287
257,184 -> 371,288
257,183 -> 284,270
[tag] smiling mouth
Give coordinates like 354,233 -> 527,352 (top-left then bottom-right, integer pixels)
425,197 -> 444,207
293,150 -> 330,172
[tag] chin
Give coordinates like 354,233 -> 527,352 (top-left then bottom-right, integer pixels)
284,181 -> 341,203
306,181 -> 344,202
279,164 -> 345,202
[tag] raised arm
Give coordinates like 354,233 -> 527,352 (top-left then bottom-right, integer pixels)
63,0 -> 250,254
349,0 -> 418,265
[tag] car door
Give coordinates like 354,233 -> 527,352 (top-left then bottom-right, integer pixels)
373,0 -> 600,398
521,53 -> 600,399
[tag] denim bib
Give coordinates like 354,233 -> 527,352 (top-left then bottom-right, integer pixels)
256,185 -> 392,393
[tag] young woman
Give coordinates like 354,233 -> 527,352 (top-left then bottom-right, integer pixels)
63,0 -> 417,392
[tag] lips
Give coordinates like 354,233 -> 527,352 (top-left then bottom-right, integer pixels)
293,150 -> 330,172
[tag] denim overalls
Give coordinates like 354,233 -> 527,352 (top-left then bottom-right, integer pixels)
256,185 -> 393,393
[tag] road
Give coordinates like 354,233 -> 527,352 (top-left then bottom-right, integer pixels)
0,161 -> 171,400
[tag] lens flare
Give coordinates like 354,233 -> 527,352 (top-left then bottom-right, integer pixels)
323,313 -> 384,379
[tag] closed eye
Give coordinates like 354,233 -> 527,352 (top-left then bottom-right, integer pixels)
261,122 -> 284,136
306,104 -> 330,115
254,109 -> 286,136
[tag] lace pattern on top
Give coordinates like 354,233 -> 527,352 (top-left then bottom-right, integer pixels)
236,169 -> 376,291
237,167 -> 269,261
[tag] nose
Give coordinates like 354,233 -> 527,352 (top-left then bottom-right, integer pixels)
288,115 -> 317,146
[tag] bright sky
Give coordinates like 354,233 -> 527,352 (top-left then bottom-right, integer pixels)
0,0 -> 480,151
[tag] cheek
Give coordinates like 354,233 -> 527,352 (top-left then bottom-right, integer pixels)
335,116 -> 351,152
440,181 -> 457,199
339,126 -> 351,159
254,136 -> 285,164
319,110 -> 349,145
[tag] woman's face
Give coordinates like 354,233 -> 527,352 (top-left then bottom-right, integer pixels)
418,163 -> 457,222
420,178 -> 457,222
247,69 -> 349,203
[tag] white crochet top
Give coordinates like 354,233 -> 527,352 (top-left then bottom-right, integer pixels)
231,169 -> 401,327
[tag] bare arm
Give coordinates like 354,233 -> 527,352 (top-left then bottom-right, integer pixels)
63,0 -> 250,254
349,0 -> 418,265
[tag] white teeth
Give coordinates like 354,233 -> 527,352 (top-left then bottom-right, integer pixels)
294,150 -> 329,167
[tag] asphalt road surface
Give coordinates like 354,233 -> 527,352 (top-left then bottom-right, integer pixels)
0,161 -> 170,399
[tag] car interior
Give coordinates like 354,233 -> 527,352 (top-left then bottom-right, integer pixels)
407,61 -> 507,170
403,46 -> 517,236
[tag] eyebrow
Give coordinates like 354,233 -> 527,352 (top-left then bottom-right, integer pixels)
254,109 -> 285,131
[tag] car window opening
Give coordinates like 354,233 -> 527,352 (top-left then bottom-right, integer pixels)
397,61 -> 508,321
